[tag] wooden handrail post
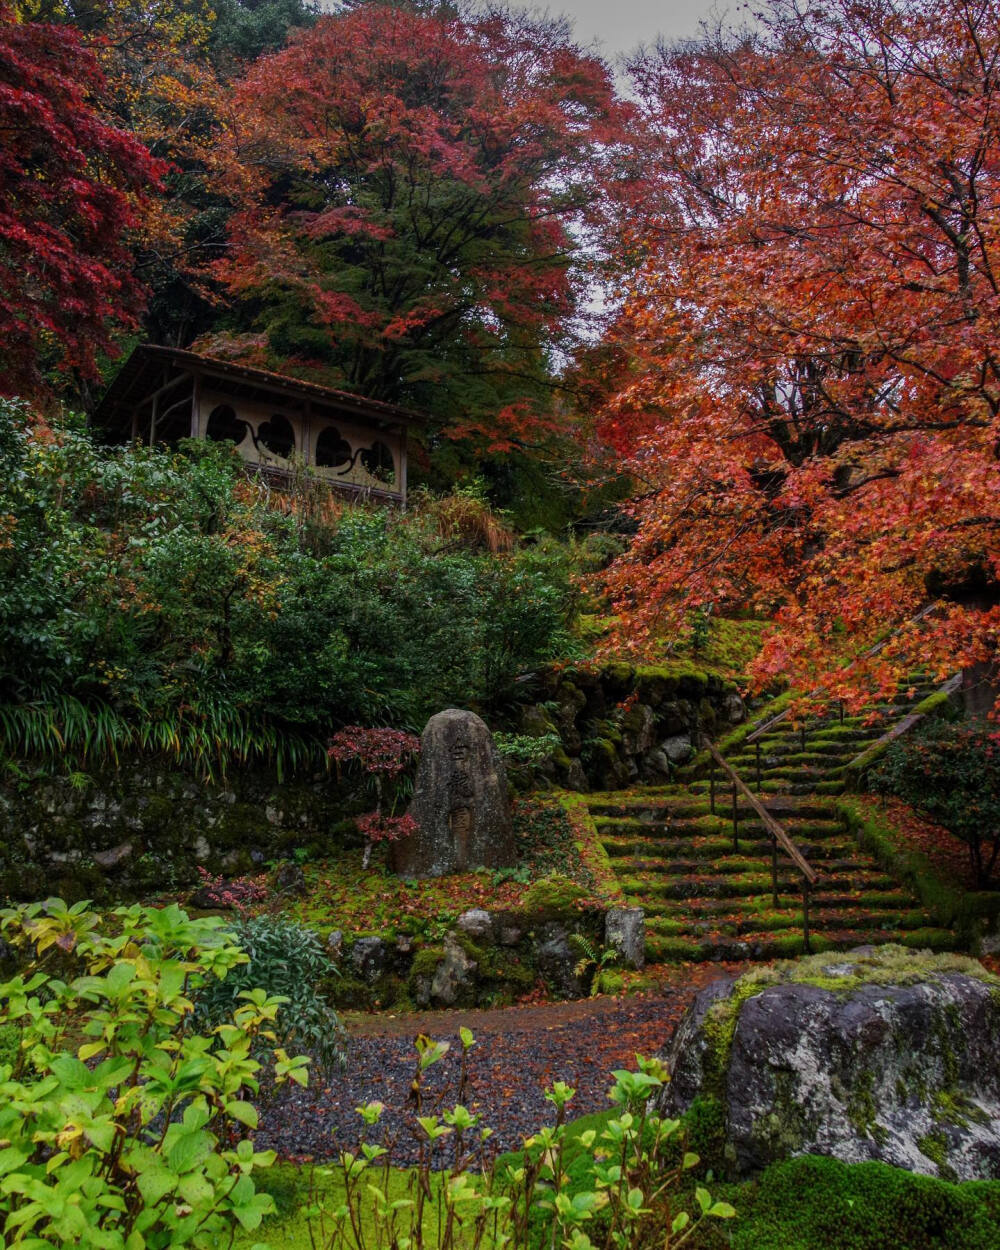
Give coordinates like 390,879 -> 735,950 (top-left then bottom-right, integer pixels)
800,723 -> 806,753
700,736 -> 818,892
756,740 -> 762,792
771,835 -> 779,908
802,881 -> 812,954
839,699 -> 845,724
710,761 -> 716,815
732,782 -> 739,851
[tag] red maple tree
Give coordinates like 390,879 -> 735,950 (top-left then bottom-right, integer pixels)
601,0 -> 1000,709
0,4 -> 164,398
203,3 -> 627,451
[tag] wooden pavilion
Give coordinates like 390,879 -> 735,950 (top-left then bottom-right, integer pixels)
94,345 -> 420,505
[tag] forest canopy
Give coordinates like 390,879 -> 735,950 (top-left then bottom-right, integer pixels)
1,0 -> 998,711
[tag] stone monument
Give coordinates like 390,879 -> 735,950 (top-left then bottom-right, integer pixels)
391,709 -> 514,876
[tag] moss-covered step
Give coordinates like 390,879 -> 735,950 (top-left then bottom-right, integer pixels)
706,905 -> 938,936
727,749 -> 859,771
645,928 -> 954,963
686,778 -> 847,795
600,832 -> 860,863
620,869 -> 903,901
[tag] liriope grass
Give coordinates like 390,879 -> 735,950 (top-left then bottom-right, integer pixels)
0,690 -> 325,780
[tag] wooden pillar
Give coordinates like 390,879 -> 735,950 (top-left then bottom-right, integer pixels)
399,425 -> 408,508
302,401 -> 312,467
190,371 -> 202,440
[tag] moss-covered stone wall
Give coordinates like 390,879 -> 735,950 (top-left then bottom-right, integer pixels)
0,765 -> 359,902
513,661 -> 747,791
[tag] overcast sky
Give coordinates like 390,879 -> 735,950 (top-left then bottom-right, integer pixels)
551,0 -> 740,60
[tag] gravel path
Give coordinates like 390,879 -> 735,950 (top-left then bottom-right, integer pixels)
256,964 -> 749,1167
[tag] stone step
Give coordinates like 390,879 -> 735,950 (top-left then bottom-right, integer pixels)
750,724 -> 882,747
595,812 -> 845,836
599,822 -> 847,851
645,901 -> 932,934
588,795 -> 842,822
645,927 -> 957,964
616,853 -> 873,878
641,885 -> 918,915
686,778 -> 847,796
721,765 -> 849,784
621,870 -> 901,901
728,749 -> 858,770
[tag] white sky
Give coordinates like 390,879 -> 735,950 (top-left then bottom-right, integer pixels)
549,0 -> 741,60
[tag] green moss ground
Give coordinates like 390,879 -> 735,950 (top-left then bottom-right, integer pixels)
286,796 -> 610,940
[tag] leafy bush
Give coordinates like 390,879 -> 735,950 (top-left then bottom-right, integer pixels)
494,731 -> 563,784
194,913 -> 346,1071
0,898 -> 310,1247
872,722 -> 1000,886
0,403 -> 576,776
296,1037 -> 734,1249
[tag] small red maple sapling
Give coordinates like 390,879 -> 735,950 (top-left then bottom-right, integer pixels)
328,728 -> 421,868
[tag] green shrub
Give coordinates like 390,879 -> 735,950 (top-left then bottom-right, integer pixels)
298,1042 -> 735,1249
0,1022 -> 19,1070
194,913 -> 346,1070
731,1155 -> 1000,1250
0,898 -> 310,1247
0,404 -> 577,776
871,722 -> 1000,886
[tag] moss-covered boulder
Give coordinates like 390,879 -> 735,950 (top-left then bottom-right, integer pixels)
658,947 -> 1000,1181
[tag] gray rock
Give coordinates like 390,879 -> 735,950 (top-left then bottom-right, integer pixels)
605,907 -> 645,970
559,757 -> 589,793
658,948 -> 1000,1180
660,734 -> 693,764
723,691 -> 746,724
623,703 -> 657,755
92,841 -> 133,871
498,924 -> 523,947
392,709 -> 514,877
430,935 -> 478,1007
456,908 -> 494,939
351,936 -> 390,984
534,923 -> 584,998
642,748 -> 672,781
978,933 -> 1000,958
193,836 -> 211,861
326,929 -> 344,958
272,861 -> 308,895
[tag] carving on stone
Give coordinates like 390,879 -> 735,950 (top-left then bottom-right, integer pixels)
391,709 -> 514,877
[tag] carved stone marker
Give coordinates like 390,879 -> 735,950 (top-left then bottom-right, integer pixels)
391,709 -> 514,877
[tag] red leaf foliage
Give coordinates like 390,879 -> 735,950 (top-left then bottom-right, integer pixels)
328,727 -> 420,778
0,4 -> 164,397
600,0 -> 1000,709
204,3 -> 628,450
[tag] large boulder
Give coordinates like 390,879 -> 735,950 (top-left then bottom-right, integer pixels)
658,947 -> 1000,1181
392,709 -> 514,877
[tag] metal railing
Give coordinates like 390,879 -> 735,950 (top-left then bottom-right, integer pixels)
701,735 -> 819,952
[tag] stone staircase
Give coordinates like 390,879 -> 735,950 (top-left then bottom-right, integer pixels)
587,680 -> 957,962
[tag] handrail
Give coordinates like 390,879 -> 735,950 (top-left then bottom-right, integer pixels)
745,602 -> 941,744
701,736 -> 818,886
844,672 -> 962,775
